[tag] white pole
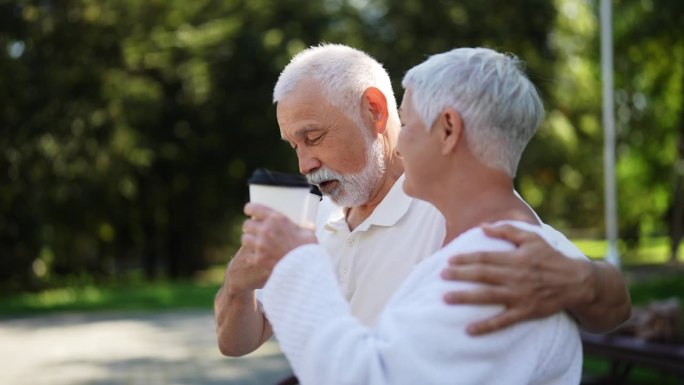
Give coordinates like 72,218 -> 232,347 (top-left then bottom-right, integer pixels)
600,0 -> 620,267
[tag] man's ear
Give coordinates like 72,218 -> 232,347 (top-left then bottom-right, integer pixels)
437,108 -> 463,155
362,87 -> 389,134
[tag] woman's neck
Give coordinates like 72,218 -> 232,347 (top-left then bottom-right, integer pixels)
435,172 -> 538,244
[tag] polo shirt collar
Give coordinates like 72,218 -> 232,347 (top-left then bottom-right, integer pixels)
323,174 -> 413,233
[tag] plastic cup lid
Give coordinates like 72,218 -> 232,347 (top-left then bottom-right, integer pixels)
248,168 -> 311,188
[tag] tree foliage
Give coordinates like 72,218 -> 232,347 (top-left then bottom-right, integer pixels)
1,0 -> 680,292
520,0 -> 683,259
1,0 -> 335,290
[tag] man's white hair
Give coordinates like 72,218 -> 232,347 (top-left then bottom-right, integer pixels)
273,43 -> 398,129
402,47 -> 544,176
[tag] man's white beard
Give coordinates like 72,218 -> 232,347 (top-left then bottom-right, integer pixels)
306,137 -> 386,207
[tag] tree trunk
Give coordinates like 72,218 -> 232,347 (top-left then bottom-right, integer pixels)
669,118 -> 684,264
670,169 -> 683,263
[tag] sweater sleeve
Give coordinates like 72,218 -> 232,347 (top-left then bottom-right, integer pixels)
261,244 -> 356,373
264,244 -> 414,384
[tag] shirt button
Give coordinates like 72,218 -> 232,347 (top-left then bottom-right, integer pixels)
346,238 -> 355,247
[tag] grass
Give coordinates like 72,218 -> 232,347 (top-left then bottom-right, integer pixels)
0,265 -> 226,317
582,356 -> 682,385
573,236 -> 684,264
0,281 -> 222,317
628,274 -> 684,305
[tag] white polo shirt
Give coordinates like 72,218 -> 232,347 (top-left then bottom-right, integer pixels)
314,174 -> 446,326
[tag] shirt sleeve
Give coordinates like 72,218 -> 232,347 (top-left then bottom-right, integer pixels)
261,231 -> 581,385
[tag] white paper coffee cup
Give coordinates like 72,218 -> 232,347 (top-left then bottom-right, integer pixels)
248,169 -> 321,226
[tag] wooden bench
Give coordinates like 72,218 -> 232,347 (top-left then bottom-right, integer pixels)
581,331 -> 684,383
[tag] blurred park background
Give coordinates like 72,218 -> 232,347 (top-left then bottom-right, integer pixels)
0,0 -> 683,383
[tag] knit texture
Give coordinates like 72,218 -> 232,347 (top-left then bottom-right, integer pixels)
262,223 -> 582,385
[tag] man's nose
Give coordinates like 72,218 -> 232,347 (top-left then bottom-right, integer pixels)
297,150 -> 322,175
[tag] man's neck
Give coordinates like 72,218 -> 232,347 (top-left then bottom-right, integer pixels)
345,158 -> 403,231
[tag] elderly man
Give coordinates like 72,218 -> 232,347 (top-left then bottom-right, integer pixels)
214,44 -> 630,357
244,47 -> 583,384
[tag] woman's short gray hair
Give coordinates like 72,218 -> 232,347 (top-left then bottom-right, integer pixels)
273,43 -> 398,129
402,47 -> 544,176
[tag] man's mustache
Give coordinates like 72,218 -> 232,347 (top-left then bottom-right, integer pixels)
306,168 -> 345,186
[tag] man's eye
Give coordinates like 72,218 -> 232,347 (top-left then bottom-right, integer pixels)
305,134 -> 324,145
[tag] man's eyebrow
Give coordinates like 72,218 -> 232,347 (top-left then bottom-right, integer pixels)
280,126 -> 321,142
295,126 -> 323,138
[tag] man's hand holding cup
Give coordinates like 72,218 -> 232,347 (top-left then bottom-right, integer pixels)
240,168 -> 321,271
241,203 -> 317,269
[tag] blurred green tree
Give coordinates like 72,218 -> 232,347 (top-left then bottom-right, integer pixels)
4,0 -> 679,292
611,0 -> 683,262
523,0 -> 683,261
0,0 -> 335,290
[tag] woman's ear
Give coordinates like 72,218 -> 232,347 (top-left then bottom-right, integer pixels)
362,87 -> 389,134
438,108 -> 463,155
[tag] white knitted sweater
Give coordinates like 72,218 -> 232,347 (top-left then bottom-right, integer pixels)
262,221 -> 582,385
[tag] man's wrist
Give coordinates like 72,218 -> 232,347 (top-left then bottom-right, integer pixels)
569,258 -> 600,312
224,284 -> 255,302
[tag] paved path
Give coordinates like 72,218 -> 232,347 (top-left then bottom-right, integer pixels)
0,310 -> 292,385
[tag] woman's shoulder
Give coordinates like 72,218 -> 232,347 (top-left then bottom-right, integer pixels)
442,220 -> 542,255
